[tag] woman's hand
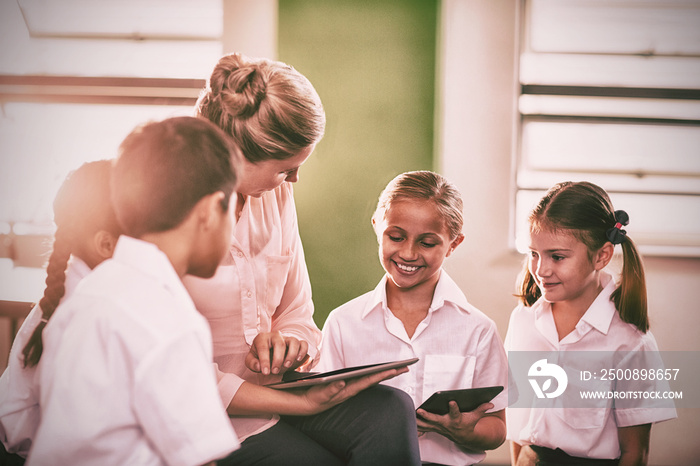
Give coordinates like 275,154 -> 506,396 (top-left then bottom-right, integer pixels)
245,331 -> 309,375
416,401 -> 506,450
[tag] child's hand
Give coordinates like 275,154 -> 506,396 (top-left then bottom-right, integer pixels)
245,331 -> 309,375
416,401 -> 495,446
299,367 -> 409,414
227,367 -> 409,417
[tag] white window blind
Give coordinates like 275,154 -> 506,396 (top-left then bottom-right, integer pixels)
0,0 -> 222,267
0,0 -> 223,229
514,0 -> 700,257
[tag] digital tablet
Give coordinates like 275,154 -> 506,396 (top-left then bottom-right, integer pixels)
417,386 -> 503,415
265,358 -> 419,390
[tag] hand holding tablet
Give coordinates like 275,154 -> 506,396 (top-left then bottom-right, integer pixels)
417,386 -> 503,415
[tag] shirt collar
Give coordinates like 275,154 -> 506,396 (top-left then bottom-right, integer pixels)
578,272 -> 617,335
430,270 -> 471,313
66,256 -> 91,281
360,276 -> 389,319
360,270 -> 471,319
112,236 -> 195,309
533,272 -> 617,340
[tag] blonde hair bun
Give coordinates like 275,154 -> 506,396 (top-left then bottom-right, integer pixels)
209,54 -> 266,120
196,52 -> 325,162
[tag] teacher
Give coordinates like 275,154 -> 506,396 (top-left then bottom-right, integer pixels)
183,53 -> 420,466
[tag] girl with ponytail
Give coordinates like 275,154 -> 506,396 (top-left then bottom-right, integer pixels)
505,181 -> 676,466
0,160 -> 121,462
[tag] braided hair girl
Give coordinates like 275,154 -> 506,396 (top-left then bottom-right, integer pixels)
22,159 -> 122,366
1,159 -> 121,460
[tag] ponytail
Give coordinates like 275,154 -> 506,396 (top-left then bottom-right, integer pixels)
611,236 -> 648,332
515,258 -> 540,307
22,228 -> 71,367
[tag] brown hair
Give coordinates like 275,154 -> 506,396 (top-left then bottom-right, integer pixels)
515,181 -> 649,332
112,116 -> 241,238
372,171 -> 464,240
22,160 -> 122,367
195,53 -> 325,162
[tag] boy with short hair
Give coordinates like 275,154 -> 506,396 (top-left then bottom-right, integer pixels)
28,116 -> 242,465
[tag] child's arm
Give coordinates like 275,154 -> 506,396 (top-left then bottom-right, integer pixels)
617,423 -> 651,466
416,402 -> 506,450
510,441 -> 522,466
227,367 -> 407,416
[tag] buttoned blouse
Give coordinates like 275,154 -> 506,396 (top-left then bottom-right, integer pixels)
183,182 -> 322,440
0,256 -> 90,457
504,272 -> 677,459
318,271 -> 508,466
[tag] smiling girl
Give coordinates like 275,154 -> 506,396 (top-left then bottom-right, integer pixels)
318,171 -> 508,466
505,181 -> 677,466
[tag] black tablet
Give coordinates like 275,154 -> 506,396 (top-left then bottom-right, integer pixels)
417,386 -> 503,415
265,358 -> 419,390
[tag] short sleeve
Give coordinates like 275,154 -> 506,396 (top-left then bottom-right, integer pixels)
133,332 -> 239,466
473,321 -> 509,412
612,335 -> 678,427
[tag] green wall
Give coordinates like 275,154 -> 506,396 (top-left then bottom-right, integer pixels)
278,0 -> 438,327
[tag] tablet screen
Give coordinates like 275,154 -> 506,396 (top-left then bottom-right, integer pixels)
417,386 -> 504,415
265,358 -> 419,390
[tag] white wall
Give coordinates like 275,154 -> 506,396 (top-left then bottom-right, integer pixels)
437,1 -> 700,464
222,0 -> 277,58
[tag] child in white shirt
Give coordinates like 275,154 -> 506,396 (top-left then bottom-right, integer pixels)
505,181 -> 677,465
27,117 -> 242,465
0,159 -> 122,464
319,171 -> 508,466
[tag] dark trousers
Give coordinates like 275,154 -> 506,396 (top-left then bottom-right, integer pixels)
525,445 -> 620,466
0,442 -> 25,466
219,384 -> 421,466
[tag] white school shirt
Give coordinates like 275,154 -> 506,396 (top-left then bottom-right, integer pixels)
504,272 -> 677,459
0,257 -> 90,457
318,271 -> 508,466
28,236 -> 239,466
183,182 -> 322,440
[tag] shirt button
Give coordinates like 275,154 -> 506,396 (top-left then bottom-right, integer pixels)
246,290 -> 253,298
237,251 -> 244,258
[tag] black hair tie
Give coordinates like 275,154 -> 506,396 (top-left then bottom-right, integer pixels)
605,210 -> 629,244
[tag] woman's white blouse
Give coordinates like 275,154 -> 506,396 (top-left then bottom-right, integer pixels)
183,182 -> 322,440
